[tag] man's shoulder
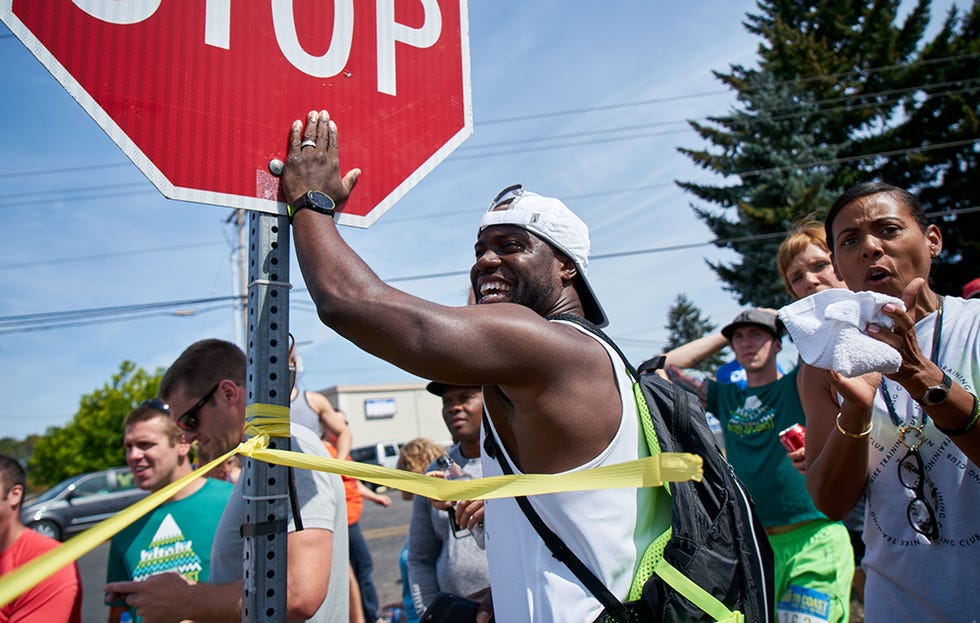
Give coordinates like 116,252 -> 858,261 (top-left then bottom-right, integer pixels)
18,527 -> 60,556
195,477 -> 235,500
290,423 -> 330,456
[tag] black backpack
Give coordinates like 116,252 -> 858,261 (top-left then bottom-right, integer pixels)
484,315 -> 774,623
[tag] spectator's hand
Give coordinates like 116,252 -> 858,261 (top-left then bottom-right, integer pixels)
104,573 -> 192,623
373,493 -> 392,507
827,370 -> 881,414
424,470 -> 453,511
468,586 -> 494,623
787,447 -> 806,474
868,277 -> 931,386
454,498 -> 485,531
281,110 -> 360,208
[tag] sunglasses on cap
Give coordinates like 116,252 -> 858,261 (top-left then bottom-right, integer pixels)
176,383 -> 220,432
488,184 -> 524,212
138,398 -> 171,415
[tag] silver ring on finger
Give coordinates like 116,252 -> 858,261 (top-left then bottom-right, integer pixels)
300,139 -> 316,149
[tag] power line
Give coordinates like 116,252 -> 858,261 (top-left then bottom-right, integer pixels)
0,135 -> 973,272
478,52 -> 980,124
1,205 -> 974,335
457,78 -> 979,155
5,53 -> 978,180
0,241 -> 223,269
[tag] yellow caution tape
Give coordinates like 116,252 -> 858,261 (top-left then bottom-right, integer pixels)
0,441 -> 250,610
0,403 -> 704,609
246,446 -> 702,501
244,403 -> 290,438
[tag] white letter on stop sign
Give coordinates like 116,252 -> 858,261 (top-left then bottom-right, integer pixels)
70,0 -> 161,24
377,0 -> 442,96
272,0 -> 355,79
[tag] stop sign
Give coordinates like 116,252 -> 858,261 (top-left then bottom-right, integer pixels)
1,0 -> 471,227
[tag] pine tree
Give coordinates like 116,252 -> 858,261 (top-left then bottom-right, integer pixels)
664,294 -> 726,373
870,1 -> 980,295
676,0 -> 980,304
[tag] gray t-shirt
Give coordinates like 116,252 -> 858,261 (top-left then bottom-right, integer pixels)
407,443 -> 490,614
211,423 -> 349,622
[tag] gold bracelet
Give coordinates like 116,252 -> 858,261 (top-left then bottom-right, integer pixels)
836,412 -> 873,439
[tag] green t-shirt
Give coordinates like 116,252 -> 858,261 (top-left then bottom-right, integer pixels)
106,477 -> 233,621
707,368 -> 824,527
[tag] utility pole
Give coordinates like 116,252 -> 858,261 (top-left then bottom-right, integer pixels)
242,210 -> 291,622
228,208 -> 249,347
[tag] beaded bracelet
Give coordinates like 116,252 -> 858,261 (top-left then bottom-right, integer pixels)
935,394 -> 980,437
836,412 -> 873,439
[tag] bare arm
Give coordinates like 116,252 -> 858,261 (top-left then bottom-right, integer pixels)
285,528 -> 333,619
308,391 -> 352,459
662,332 -> 728,369
358,481 -> 391,507
284,111 -> 587,390
800,363 -> 875,520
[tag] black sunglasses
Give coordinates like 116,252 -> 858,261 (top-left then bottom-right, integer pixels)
138,398 -> 171,415
176,383 -> 220,432
897,447 -> 940,542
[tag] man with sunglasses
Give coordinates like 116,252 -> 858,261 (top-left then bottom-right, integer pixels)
104,400 -> 232,623
281,110 -> 664,622
105,339 -> 349,623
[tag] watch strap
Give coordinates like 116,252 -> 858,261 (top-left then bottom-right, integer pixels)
287,190 -> 336,219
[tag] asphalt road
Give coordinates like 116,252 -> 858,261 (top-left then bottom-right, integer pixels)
77,491 -> 413,622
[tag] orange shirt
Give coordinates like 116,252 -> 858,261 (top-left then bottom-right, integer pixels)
324,442 -> 363,525
0,529 -> 82,623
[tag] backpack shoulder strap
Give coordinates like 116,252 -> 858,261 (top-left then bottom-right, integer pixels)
547,313 -> 639,378
481,416 -> 632,621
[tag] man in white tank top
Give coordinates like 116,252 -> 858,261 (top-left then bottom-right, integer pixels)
283,109 -> 662,622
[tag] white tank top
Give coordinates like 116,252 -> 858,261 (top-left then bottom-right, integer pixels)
481,320 -> 662,623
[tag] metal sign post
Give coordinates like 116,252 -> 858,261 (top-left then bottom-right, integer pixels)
242,211 -> 292,622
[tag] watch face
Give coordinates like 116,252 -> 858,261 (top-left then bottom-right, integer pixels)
300,191 -> 335,215
306,191 -> 335,212
923,387 -> 949,406
922,373 -> 951,406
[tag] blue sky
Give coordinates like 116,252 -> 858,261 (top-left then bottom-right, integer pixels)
0,1 -> 962,439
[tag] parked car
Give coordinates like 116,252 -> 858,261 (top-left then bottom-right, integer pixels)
350,441 -> 404,491
19,466 -> 149,541
350,441 -> 404,469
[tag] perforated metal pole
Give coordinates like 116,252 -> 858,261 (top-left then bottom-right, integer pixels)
242,210 -> 291,622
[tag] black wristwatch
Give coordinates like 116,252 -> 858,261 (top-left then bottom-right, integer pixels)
287,190 -> 336,218
919,371 -> 952,407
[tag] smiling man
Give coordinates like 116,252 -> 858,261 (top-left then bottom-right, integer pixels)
283,110 -> 664,622
105,401 -> 233,623
105,339 -> 349,623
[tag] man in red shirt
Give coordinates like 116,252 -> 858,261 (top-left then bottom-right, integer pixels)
0,455 -> 82,623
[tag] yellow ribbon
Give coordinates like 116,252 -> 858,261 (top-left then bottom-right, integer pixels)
0,441 -> 250,610
0,403 -> 703,608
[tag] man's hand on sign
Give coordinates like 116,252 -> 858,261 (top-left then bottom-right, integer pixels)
282,109 -> 361,209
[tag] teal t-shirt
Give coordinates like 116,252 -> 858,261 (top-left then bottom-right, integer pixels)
707,368 -> 824,527
106,477 -> 233,621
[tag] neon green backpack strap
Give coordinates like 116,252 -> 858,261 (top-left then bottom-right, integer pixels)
653,559 -> 744,623
628,382 -> 740,623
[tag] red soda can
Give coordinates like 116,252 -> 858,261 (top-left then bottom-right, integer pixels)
778,423 -> 806,452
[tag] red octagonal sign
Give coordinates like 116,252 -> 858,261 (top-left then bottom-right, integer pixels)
1,0 -> 472,227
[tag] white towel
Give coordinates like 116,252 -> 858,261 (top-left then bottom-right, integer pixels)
777,288 -> 905,377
